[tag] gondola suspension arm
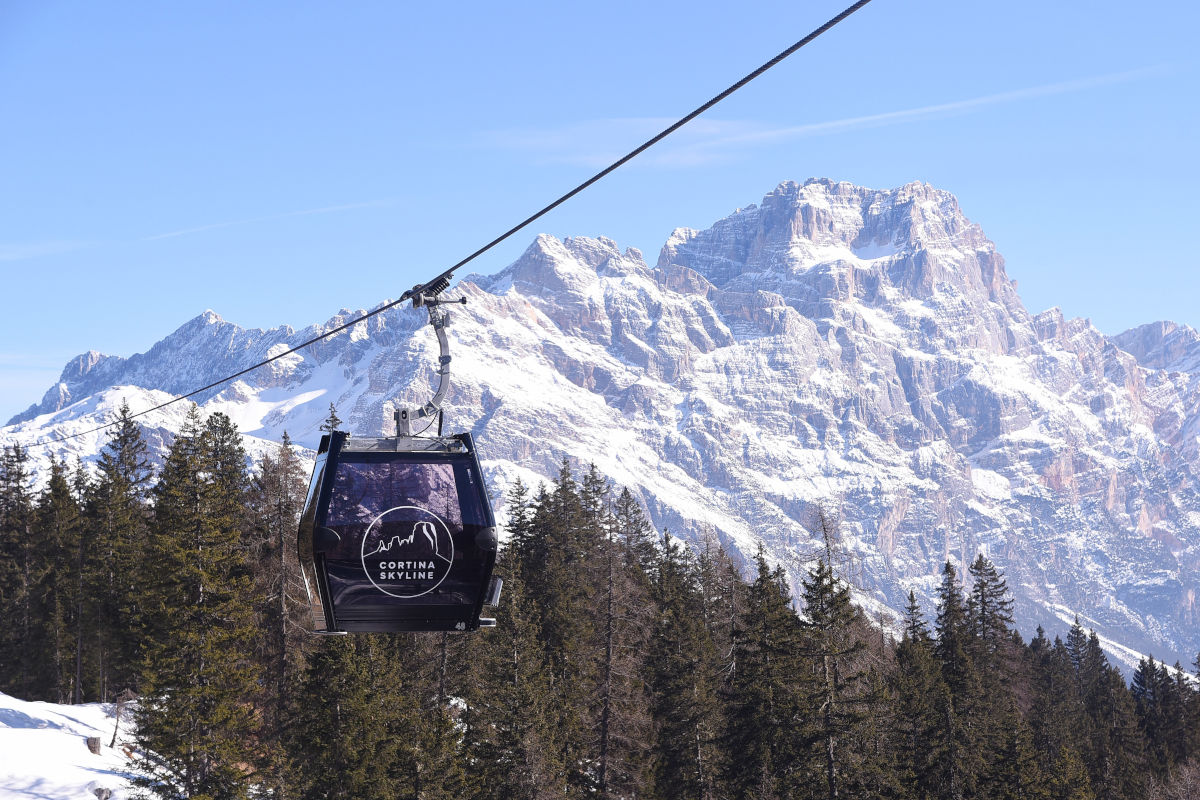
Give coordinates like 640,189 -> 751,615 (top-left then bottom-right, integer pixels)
394,281 -> 467,439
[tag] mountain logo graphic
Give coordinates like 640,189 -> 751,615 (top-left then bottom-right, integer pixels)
360,505 -> 454,598
365,520 -> 445,557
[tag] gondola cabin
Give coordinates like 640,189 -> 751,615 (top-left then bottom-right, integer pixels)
297,430 -> 500,633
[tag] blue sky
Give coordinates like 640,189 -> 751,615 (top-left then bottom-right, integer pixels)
2,0 -> 1197,422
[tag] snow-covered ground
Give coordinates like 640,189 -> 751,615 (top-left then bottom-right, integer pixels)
0,692 -> 138,800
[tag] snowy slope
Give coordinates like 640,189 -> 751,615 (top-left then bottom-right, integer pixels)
1,385 -> 318,488
0,692 -> 139,800
4,178 -> 1198,666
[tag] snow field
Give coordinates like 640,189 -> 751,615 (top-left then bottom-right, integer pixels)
0,692 -> 139,800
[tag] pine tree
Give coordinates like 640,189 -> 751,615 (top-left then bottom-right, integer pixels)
134,408 -> 260,800
87,401 -> 153,700
69,459 -> 91,704
903,590 -> 931,641
1132,655 -> 1191,781
1083,651 -> 1145,800
289,636 -> 403,800
523,461 -> 595,654
613,486 -> 657,580
504,478 -> 536,572
892,594 -> 954,800
1132,657 -> 1166,776
319,402 -> 343,434
646,535 -> 723,800
460,568 -> 563,800
1064,618 -> 1090,681
934,562 -> 974,697
0,444 -> 36,697
932,560 -> 981,798
382,634 -> 468,800
1027,627 -> 1095,800
694,528 -> 744,683
721,553 -> 803,799
966,554 -> 1015,664
30,457 -> 83,703
981,703 -> 1050,800
1189,653 -> 1200,767
964,554 -> 1021,785
590,494 -> 653,799
248,431 -> 310,800
522,460 -> 601,795
408,698 -> 469,800
1166,663 -> 1193,768
289,626 -> 468,800
797,514 -> 872,800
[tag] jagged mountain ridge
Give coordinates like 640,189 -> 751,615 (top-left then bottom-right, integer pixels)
5,178 -> 1199,664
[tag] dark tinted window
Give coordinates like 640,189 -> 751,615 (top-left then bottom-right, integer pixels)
322,458 -> 481,613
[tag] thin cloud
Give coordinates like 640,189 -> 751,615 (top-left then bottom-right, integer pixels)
690,64 -> 1170,149
0,353 -> 63,368
478,118 -> 761,168
483,65 -> 1169,168
0,241 -> 94,263
1,199 -> 396,262
144,198 -> 397,242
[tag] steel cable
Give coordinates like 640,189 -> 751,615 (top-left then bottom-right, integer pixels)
26,0 -> 876,448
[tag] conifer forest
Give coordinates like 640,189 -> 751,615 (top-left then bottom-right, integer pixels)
2,405 -> 1199,800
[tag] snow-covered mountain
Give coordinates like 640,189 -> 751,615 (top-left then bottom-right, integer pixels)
5,179 -> 1199,666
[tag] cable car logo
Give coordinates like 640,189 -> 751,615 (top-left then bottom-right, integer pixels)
360,506 -> 455,598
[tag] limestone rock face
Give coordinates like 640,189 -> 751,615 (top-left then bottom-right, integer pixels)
6,179 -> 1199,665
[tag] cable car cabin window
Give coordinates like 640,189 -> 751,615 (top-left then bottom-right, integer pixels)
298,431 -> 498,633
326,460 -> 463,603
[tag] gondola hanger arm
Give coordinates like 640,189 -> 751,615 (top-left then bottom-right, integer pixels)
394,283 -> 467,439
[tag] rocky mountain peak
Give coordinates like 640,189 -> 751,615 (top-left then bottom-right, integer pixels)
7,309 -> 306,425
1032,307 -> 1067,342
656,179 -> 1028,359
6,178 -> 1199,667
493,234 -> 600,296
59,350 -> 112,382
658,179 -> 1012,305
491,234 -> 652,299
1114,321 -> 1200,374
7,350 -> 116,426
